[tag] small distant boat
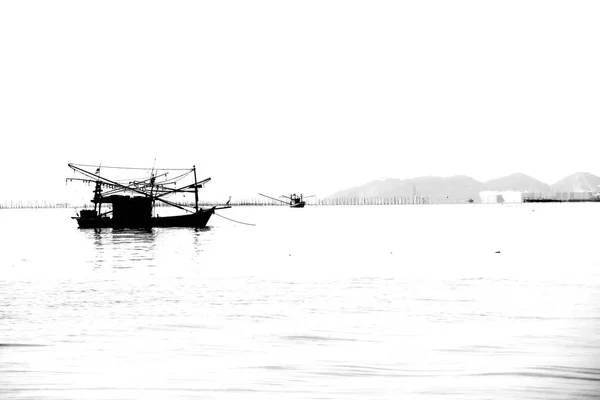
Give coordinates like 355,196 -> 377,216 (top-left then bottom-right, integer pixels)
258,193 -> 314,208
66,163 -> 231,229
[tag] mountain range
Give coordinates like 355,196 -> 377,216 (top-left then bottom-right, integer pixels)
327,172 -> 600,203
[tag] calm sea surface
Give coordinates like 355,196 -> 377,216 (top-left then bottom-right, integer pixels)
1,204 -> 599,399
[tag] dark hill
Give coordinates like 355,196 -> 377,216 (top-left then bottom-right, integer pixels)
327,172 -> 600,204
328,175 -> 484,203
551,172 -> 600,192
482,173 -> 551,194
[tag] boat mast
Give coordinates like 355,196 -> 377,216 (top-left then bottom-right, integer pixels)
149,160 -> 156,215
149,172 -> 155,215
93,180 -> 102,214
193,165 -> 199,213
93,166 -> 102,215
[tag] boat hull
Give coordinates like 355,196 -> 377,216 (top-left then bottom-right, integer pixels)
74,208 -> 215,229
151,210 -> 214,228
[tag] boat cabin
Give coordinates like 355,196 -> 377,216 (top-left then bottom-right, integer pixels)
98,195 -> 153,227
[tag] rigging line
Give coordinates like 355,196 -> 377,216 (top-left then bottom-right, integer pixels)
214,212 -> 256,226
159,170 -> 194,185
114,172 -> 169,182
110,172 -> 170,185
70,163 -> 193,171
98,170 -> 191,187
68,163 -> 192,213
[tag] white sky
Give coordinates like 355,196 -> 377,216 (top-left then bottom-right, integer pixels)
1,1 -> 599,203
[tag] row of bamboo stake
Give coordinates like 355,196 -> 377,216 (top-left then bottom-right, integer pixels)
0,201 -> 72,209
212,197 -> 432,206
0,197 -> 431,209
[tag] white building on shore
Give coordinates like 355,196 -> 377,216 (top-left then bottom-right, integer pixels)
479,191 -> 523,204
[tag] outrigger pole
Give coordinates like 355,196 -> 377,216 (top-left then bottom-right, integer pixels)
258,193 -> 291,205
193,165 -> 199,213
67,163 -> 203,214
